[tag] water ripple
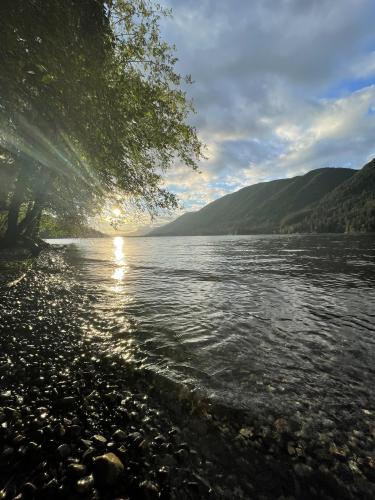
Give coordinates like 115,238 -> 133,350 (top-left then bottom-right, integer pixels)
50,234 -> 375,422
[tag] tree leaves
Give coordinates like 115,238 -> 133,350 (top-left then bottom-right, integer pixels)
0,0 -> 203,237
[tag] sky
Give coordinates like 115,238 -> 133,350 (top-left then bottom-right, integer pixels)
119,0 -> 375,233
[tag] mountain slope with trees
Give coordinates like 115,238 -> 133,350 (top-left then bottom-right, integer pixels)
149,161 -> 375,236
284,158 -> 375,233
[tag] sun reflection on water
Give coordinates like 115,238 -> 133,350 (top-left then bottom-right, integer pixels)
113,236 -> 124,262
112,236 -> 127,281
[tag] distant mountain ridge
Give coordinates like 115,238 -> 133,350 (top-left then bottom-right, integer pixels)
148,159 -> 375,236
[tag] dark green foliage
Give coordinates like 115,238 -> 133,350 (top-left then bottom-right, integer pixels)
38,215 -> 107,238
0,0 -> 202,247
289,159 -> 375,233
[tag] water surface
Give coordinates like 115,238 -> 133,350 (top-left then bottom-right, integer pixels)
48,234 -> 375,423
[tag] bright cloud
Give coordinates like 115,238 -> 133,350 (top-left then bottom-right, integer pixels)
124,0 -> 375,232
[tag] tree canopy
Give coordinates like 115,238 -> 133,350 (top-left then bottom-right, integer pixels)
0,0 -> 202,249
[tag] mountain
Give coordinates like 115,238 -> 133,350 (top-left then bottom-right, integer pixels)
148,166 -> 359,236
283,159 -> 375,233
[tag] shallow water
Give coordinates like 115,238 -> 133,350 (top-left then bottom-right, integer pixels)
48,234 -> 375,420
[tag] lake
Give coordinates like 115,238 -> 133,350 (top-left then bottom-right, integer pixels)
48,234 -> 375,426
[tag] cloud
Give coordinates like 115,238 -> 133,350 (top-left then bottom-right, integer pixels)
152,1 -> 375,224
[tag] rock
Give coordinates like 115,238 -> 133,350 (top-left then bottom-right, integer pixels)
239,427 -> 253,439
54,396 -> 76,409
53,423 -> 66,437
67,463 -> 86,478
112,429 -> 127,442
76,475 -> 94,494
4,407 -> 18,419
2,446 -> 14,458
92,434 -> 107,448
175,448 -> 189,462
293,463 -> 313,477
128,432 -> 143,447
42,478 -> 60,497
13,434 -> 26,446
139,480 -> 160,499
158,454 -> 177,467
82,447 -> 96,464
21,482 -> 37,499
57,443 -> 71,458
19,442 -> 39,457
104,392 -> 120,406
157,466 -> 170,480
274,418 -> 289,434
80,439 -> 92,448
93,452 -> 124,486
67,424 -> 81,437
115,445 -> 127,460
287,443 -> 296,455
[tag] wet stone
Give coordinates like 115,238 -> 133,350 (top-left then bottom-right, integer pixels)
139,480 -> 160,499
54,396 -> 76,409
92,434 -> 107,447
67,463 -> 86,478
53,423 -> 66,437
2,446 -> 14,458
93,452 -> 124,486
80,438 -> 92,448
21,482 -> 37,499
67,424 -> 81,437
82,447 -> 96,464
57,443 -> 71,458
112,429 -> 127,442
76,475 -> 94,494
293,463 -> 313,477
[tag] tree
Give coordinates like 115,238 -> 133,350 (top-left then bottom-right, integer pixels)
0,0 -> 202,250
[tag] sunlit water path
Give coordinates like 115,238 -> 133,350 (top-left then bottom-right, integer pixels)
48,234 -> 375,423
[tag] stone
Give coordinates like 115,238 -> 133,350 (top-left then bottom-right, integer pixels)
82,447 -> 96,464
57,443 -> 71,458
139,480 -> 160,499
67,424 -> 81,437
293,463 -> 313,477
239,427 -> 253,439
92,434 -> 107,447
21,482 -> 37,499
54,396 -> 76,409
67,463 -> 86,478
93,452 -> 124,486
76,475 -> 94,494
112,429 -> 127,442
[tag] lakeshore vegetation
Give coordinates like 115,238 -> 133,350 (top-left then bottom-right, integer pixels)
0,0 -> 202,253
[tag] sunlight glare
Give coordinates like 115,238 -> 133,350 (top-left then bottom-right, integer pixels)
112,236 -> 127,282
113,236 -> 124,262
112,267 -> 125,281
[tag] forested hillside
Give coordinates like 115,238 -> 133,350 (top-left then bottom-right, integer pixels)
148,167 -> 358,236
282,159 -> 375,233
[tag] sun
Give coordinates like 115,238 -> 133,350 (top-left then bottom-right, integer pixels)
112,208 -> 121,217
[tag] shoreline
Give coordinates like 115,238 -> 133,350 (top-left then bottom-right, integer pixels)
0,249 -> 374,499
0,248 -> 34,287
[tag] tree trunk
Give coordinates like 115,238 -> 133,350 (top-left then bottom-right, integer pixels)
18,201 -> 43,236
4,172 -> 25,243
17,166 -> 52,238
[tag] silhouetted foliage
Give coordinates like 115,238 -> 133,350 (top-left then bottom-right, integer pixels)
0,0 -> 202,249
